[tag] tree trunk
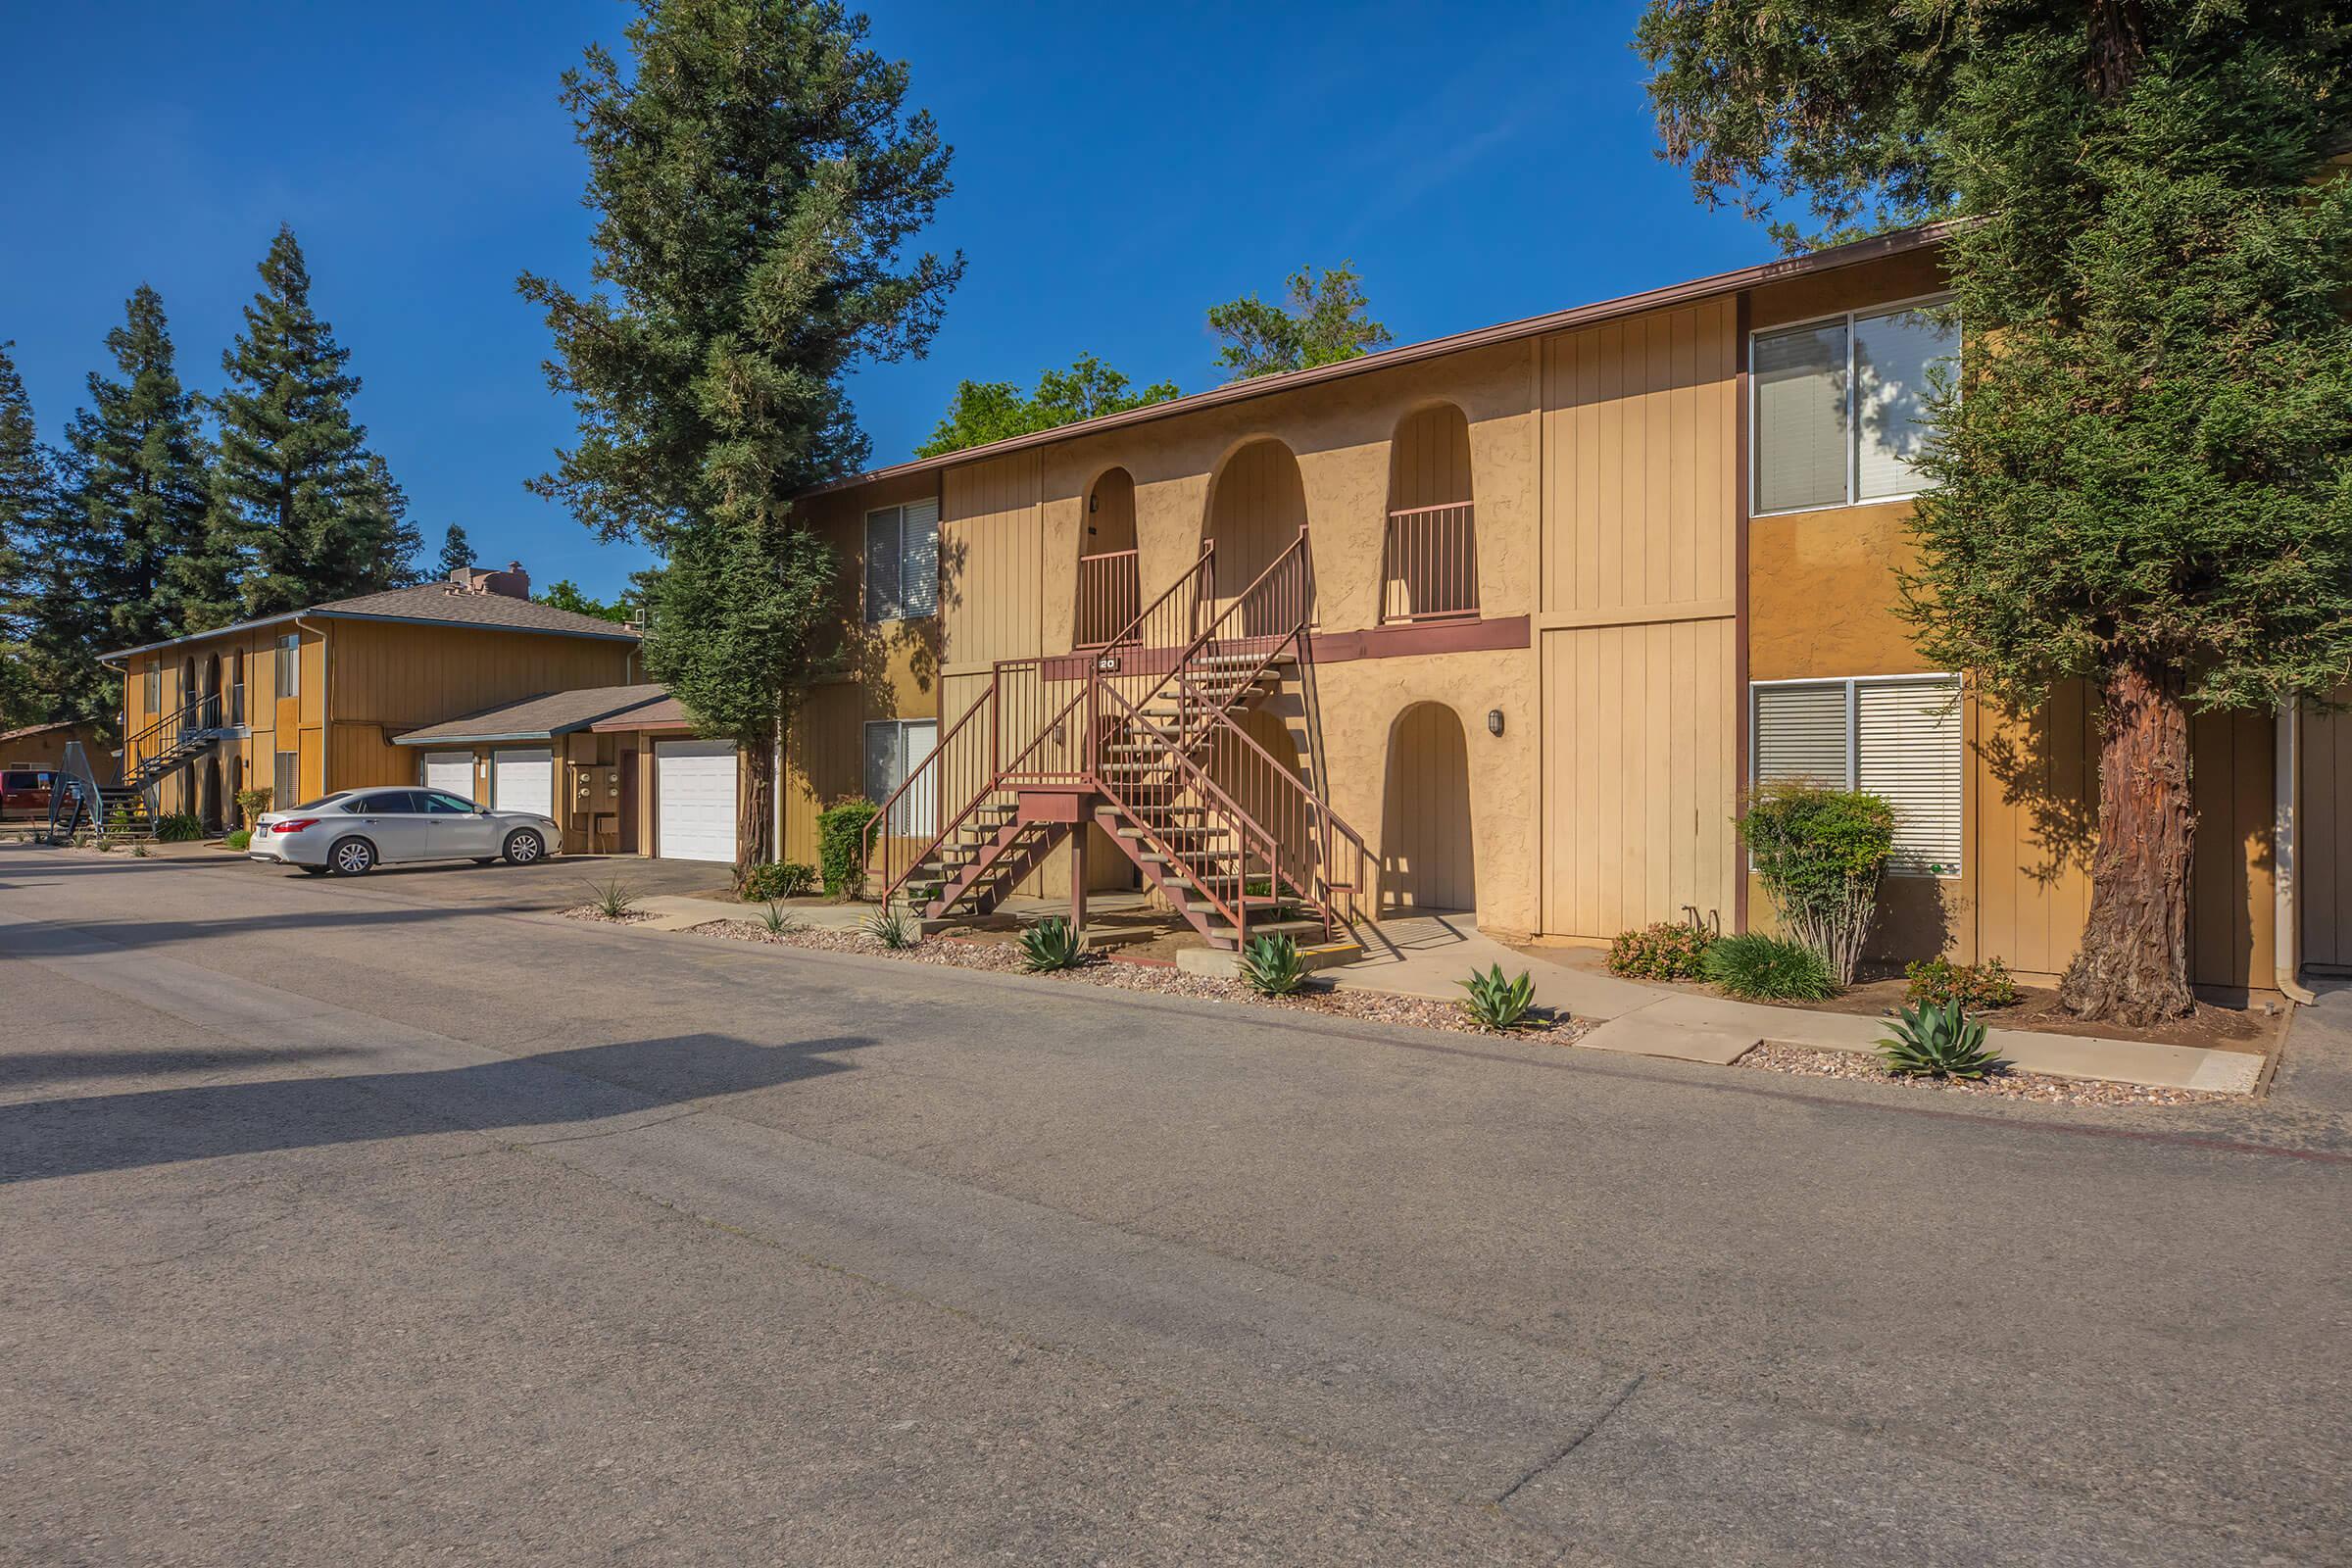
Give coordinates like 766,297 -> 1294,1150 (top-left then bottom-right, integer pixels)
734,726 -> 774,891
2059,659 -> 2195,1024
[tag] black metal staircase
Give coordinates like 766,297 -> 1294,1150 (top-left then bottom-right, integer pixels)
46,693 -> 229,841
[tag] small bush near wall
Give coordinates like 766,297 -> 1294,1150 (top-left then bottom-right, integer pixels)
226,829 -> 252,852
1735,783 -> 1895,987
234,787 -> 272,827
153,812 -> 203,843
817,799 -> 881,898
743,860 -> 817,902
1607,921 -> 1714,981
1700,933 -> 1838,1002
1904,956 -> 2021,1010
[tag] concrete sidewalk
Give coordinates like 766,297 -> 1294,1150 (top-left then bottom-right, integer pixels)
1326,909 -> 2263,1095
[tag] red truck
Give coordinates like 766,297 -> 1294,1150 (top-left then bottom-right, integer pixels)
1,769 -> 57,818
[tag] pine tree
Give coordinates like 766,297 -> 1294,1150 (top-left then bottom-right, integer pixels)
521,0 -> 959,880
0,341 -> 111,728
435,521 -> 473,579
207,225 -> 412,615
346,454 -> 422,589
61,286 -> 220,649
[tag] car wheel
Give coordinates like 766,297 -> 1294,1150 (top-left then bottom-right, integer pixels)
502,829 -> 545,865
328,836 -> 376,876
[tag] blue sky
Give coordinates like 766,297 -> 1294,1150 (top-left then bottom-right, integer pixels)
1,2 -> 1770,603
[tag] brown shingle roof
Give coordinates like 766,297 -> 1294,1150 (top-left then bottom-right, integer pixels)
311,583 -> 641,639
392,684 -> 671,746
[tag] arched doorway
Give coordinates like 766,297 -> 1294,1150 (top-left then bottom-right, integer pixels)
1384,404 -> 1477,622
180,655 -> 197,717
1203,438 -> 1308,634
1382,703 -> 1477,912
200,756 -> 221,830
1075,466 -> 1140,647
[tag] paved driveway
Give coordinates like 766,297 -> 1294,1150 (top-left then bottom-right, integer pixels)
2,841 -> 2347,1565
235,844 -> 735,910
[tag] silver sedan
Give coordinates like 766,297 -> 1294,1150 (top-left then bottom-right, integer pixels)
249,788 -> 562,876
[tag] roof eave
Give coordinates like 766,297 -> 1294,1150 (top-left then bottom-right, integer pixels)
99,606 -> 642,661
794,220 -> 1956,501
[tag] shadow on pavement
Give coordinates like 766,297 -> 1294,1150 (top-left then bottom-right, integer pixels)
0,1031 -> 876,1184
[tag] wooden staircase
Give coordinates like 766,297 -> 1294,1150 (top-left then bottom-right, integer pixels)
866,531 -> 1371,953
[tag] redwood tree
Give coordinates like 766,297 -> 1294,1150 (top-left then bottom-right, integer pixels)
1640,2 -> 2352,1022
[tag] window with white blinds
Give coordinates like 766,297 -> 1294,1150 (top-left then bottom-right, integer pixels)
1753,299 -> 1959,514
864,497 -> 940,622
863,718 -> 938,838
1750,674 -> 1963,877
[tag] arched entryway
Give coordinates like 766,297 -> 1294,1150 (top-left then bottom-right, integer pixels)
1384,404 -> 1477,622
1382,703 -> 1477,913
1203,438 -> 1309,634
1075,466 -> 1140,647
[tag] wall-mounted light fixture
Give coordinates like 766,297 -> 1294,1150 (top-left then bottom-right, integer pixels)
1488,709 -> 1505,737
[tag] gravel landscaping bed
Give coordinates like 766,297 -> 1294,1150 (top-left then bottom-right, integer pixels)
562,906 -> 659,925
691,918 -> 1582,1042
1736,1040 -> 2234,1107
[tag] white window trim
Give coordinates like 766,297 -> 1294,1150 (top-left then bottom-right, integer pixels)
276,632 -> 302,699
863,497 -> 940,625
1749,672 -> 1964,879
1748,291 -> 1958,518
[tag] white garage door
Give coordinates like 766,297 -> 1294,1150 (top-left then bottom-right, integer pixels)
657,740 -> 737,863
422,752 -> 475,802
492,748 -> 554,818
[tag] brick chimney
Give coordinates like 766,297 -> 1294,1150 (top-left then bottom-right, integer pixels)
446,563 -> 531,599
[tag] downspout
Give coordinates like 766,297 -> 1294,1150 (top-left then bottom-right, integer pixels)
2276,701 -> 2317,1004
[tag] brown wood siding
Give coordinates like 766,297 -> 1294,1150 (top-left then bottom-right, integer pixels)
2304,695 -> 2352,970
1205,439 -> 1308,610
940,456 -> 1042,668
1541,299 -> 1737,615
1540,617 -> 1739,938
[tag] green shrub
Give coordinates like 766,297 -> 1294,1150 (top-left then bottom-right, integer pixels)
1736,782 -> 1896,986
1241,933 -> 1307,997
1019,915 -> 1085,971
585,875 -> 637,919
1879,1000 -> 2008,1080
153,812 -> 203,843
1700,933 -> 1838,1002
1607,921 -> 1713,980
1904,956 -> 2021,1010
817,799 -> 881,898
758,901 -> 803,935
225,829 -> 252,852
742,860 -> 817,902
1458,963 -> 1538,1031
863,906 -> 918,949
233,787 -> 272,827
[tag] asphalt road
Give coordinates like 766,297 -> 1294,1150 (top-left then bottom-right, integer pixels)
3,842 -> 2348,1565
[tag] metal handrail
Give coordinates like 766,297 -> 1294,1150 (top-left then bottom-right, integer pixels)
1093,682 -> 1278,948
48,742 -> 107,841
862,676 -> 998,900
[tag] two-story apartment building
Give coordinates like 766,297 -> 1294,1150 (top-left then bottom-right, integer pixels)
101,565 -> 643,829
786,223 -> 2346,997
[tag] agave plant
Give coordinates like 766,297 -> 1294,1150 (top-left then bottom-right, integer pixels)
1019,915 -> 1085,972
863,906 -> 918,950
1458,963 -> 1539,1032
585,874 -> 637,919
1241,932 -> 1306,997
1878,1000 -> 2008,1080
758,901 -> 804,936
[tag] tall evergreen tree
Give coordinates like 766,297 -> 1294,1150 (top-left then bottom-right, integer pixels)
0,341 -> 111,729
1640,3 -> 2352,1023
206,225 -> 412,616
521,0 -> 960,881
435,521 -> 474,579
61,286 -> 220,651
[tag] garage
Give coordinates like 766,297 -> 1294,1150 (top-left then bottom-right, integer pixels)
492,748 -> 554,818
656,739 -> 737,862
422,752 -> 474,801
